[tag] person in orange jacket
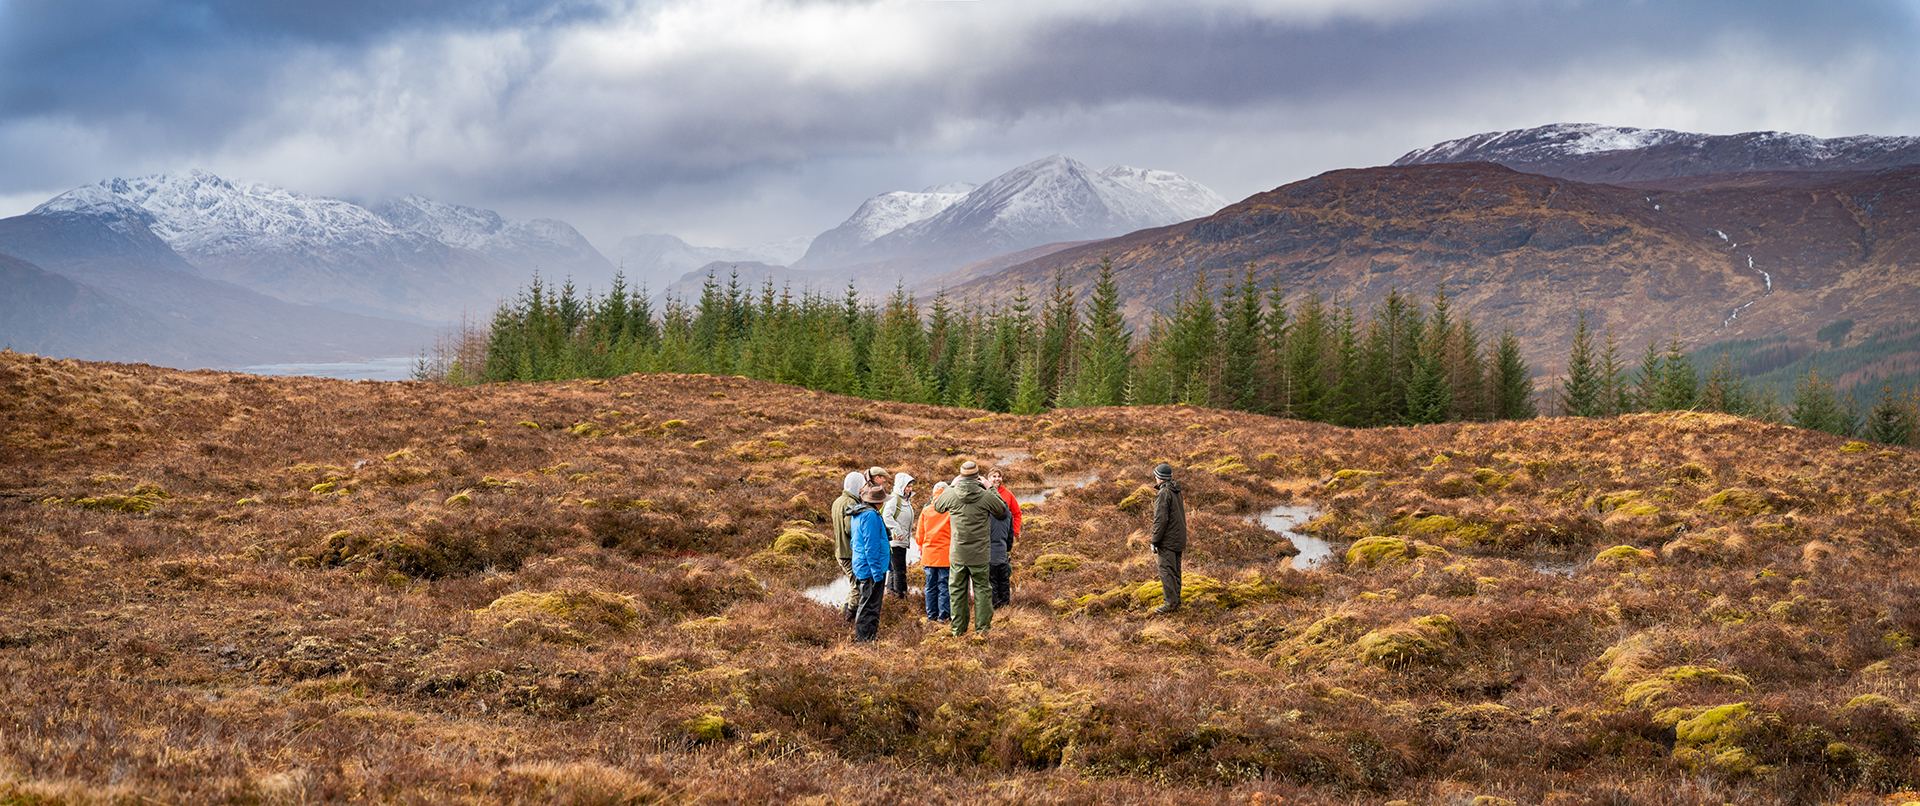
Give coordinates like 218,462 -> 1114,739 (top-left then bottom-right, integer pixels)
915,481 -> 953,622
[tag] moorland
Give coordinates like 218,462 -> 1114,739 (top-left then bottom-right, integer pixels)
2,349 -> 1919,805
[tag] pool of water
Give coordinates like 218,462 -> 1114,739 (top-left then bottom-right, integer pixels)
1252,504 -> 1335,570
1010,473 -> 1100,507
233,356 -> 419,381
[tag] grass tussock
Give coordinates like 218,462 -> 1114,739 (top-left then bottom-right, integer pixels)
2,351 -> 1920,804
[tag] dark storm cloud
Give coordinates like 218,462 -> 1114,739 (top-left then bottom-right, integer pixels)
0,0 -> 605,118
2,0 -> 1915,244
969,0 -> 1916,119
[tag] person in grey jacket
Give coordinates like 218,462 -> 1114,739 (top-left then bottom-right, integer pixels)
931,460 -> 1008,636
1148,463 -> 1187,614
882,472 -> 916,599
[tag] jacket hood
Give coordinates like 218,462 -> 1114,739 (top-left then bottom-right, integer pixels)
892,472 -> 915,497
843,471 -> 865,497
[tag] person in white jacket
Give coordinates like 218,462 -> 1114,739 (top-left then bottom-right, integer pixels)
882,472 -> 916,599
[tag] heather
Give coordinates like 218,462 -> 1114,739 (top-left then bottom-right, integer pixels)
3,349 -> 1920,805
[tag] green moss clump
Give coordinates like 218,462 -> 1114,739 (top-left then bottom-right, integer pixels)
1667,463 -> 1711,483
1701,488 -> 1772,518
310,482 -> 337,494
480,589 -> 640,632
1672,702 -> 1751,748
1116,486 -> 1155,514
1593,545 -> 1655,568
1470,467 -> 1511,491
568,422 -> 608,438
771,527 -> 820,555
1345,536 -> 1447,569
1622,666 -> 1751,708
1355,614 -> 1460,669
1840,441 -> 1872,454
1030,554 -> 1084,578
684,713 -> 731,743
1401,515 -> 1490,545
444,492 -> 474,507
1327,469 -> 1383,490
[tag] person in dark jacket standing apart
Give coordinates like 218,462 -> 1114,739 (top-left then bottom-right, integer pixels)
985,469 -> 1021,608
1149,463 -> 1187,614
830,471 -> 864,622
932,460 -> 1008,636
849,483 -> 892,642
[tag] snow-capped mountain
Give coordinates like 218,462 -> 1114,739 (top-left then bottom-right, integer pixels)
794,183 -> 975,270
1392,123 -> 1920,184
796,156 -> 1227,276
31,172 -> 612,323
371,195 -> 613,286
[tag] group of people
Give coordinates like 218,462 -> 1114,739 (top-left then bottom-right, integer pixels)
829,458 -> 1188,642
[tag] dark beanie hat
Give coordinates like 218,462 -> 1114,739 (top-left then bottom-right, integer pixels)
1154,463 -> 1174,480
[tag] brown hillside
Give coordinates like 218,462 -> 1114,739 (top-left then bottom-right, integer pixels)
950,163 -> 1920,379
4,352 -> 1920,804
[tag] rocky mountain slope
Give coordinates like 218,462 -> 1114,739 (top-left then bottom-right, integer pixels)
1393,123 -> 1920,185
947,160 -> 1920,379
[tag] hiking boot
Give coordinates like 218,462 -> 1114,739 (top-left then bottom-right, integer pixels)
1151,604 -> 1181,615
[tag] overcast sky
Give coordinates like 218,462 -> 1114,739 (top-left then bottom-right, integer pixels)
3,0 -> 1917,250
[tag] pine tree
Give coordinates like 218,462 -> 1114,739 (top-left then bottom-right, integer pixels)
1634,337 -> 1666,412
1655,334 -> 1699,412
1699,353 -> 1758,416
1062,258 -> 1131,407
1789,365 -> 1848,435
1011,348 -> 1048,415
1560,310 -> 1603,417
1866,384 -> 1915,446
1599,325 -> 1631,416
1281,290 -> 1327,420
1219,266 -> 1266,412
1038,269 -> 1078,405
1490,327 -> 1536,420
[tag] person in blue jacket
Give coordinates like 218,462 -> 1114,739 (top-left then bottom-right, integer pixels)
849,484 -> 892,642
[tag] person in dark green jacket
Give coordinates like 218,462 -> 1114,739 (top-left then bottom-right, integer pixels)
931,460 -> 1008,636
829,471 -> 864,622
1149,463 -> 1187,614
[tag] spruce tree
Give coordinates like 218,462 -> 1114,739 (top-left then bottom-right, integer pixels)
1789,365 -> 1847,435
1219,266 -> 1266,412
1866,384 -> 1914,446
1063,258 -> 1131,407
1490,327 -> 1537,420
1655,334 -> 1700,412
1560,311 -> 1603,417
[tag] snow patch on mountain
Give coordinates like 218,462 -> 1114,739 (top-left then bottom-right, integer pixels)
1393,123 -> 1920,181
371,195 -> 606,269
36,170 -> 425,259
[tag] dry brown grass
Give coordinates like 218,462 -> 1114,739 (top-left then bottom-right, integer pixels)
3,351 -> 1920,804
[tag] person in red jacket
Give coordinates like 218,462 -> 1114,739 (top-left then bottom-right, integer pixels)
915,481 -> 953,622
986,469 -> 1022,608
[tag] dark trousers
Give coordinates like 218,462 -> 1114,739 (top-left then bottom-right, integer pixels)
853,577 -> 886,642
1157,549 -> 1183,610
989,562 -> 1012,607
888,546 -> 908,597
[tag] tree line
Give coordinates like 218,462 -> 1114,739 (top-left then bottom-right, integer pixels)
1555,310 -> 1917,445
417,260 -> 1536,426
413,260 -> 1915,445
